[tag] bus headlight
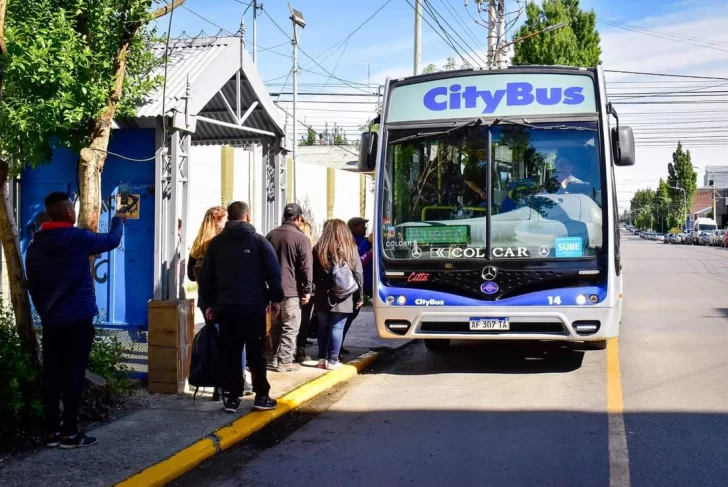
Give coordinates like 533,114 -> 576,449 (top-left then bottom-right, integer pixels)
386,295 -> 395,304
576,294 -> 587,305
589,294 -> 599,304
397,295 -> 407,305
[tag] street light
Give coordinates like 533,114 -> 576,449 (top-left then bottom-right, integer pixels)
289,6 -> 305,203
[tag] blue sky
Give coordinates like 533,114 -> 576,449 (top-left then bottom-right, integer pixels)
159,0 -> 728,211
165,0 -> 706,85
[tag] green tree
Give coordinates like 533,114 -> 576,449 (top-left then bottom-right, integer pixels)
0,0 -> 182,363
666,141 -> 697,227
300,127 -> 317,146
630,188 -> 655,229
653,179 -> 672,233
2,0 -> 182,233
422,56 -> 463,74
511,0 -> 601,66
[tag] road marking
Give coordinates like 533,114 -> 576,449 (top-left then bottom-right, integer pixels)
607,338 -> 631,487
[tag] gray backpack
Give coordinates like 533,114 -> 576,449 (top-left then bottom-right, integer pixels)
330,261 -> 358,301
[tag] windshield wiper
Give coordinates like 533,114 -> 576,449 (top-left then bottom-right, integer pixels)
492,118 -> 598,132
389,118 -> 484,145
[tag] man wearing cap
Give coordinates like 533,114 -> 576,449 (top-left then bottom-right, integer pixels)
341,217 -> 373,355
266,203 -> 313,371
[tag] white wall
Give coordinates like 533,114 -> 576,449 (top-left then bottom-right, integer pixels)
185,145 -> 374,253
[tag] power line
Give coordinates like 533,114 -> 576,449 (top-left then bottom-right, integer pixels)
421,0 -> 486,67
605,70 -> 728,81
260,6 -> 371,94
438,0 -> 485,52
181,5 -> 235,35
402,0 -> 471,67
271,92 -> 379,97
309,0 -> 394,67
599,19 -> 728,54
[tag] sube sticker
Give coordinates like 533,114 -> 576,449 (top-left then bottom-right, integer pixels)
554,237 -> 583,258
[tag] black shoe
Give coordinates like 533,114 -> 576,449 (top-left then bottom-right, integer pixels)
46,432 -> 61,448
253,395 -> 277,411
295,347 -> 311,363
340,347 -> 350,354
59,432 -> 97,449
223,397 -> 241,413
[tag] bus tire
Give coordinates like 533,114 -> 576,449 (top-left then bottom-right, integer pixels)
424,339 -> 451,352
584,340 -> 607,350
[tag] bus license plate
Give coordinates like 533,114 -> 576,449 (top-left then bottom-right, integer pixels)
469,317 -> 510,331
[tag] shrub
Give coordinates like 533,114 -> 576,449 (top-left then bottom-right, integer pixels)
0,307 -> 43,438
88,331 -> 132,398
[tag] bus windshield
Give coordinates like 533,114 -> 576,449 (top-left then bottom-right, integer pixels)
380,122 -> 603,261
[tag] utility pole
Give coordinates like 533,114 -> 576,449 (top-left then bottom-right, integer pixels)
495,0 -> 506,68
290,7 -> 305,203
252,0 -> 259,63
487,0 -> 496,68
414,0 -> 422,74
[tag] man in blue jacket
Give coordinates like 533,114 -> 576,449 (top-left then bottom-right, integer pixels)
25,192 -> 125,449
199,201 -> 284,413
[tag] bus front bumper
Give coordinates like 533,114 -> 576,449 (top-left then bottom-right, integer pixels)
373,304 -> 620,342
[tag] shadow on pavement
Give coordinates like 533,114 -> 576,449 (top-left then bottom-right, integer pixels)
378,340 -> 587,375
173,406 -> 728,487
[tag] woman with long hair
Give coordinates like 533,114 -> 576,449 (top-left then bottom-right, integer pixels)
295,219 -> 316,363
312,219 -> 363,370
188,206 -> 227,298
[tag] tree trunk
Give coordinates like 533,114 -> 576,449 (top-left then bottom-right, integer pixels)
0,0 -> 41,367
0,162 -> 40,367
76,0 -> 186,231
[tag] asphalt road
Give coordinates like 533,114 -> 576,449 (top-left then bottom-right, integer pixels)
176,233 -> 728,487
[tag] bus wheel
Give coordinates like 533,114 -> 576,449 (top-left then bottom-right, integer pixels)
584,340 -> 607,350
424,339 -> 451,352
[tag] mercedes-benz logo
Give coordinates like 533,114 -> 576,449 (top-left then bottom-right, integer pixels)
482,266 -> 497,281
538,246 -> 550,257
411,247 -> 422,258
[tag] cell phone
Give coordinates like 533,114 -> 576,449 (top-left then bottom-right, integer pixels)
117,183 -> 137,214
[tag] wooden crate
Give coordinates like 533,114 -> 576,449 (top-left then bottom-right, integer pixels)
147,299 -> 195,394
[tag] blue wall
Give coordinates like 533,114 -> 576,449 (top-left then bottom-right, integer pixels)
20,129 -> 156,330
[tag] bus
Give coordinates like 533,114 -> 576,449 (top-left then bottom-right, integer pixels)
356,65 -> 635,352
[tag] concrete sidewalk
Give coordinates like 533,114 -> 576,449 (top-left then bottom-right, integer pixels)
0,308 -> 402,487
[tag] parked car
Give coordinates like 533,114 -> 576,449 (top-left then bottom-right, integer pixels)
665,233 -> 678,244
699,232 -> 713,245
712,230 -> 727,246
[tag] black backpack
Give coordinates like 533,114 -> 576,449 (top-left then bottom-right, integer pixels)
188,323 -> 222,400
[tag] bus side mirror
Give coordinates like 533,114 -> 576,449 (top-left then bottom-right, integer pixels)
358,131 -> 378,172
613,126 -> 635,167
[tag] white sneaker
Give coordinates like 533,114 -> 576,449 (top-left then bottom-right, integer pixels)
317,359 -> 327,369
326,361 -> 344,370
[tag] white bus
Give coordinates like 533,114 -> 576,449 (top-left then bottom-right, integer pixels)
356,66 -> 635,351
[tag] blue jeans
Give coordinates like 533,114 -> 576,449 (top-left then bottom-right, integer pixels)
317,311 -> 349,364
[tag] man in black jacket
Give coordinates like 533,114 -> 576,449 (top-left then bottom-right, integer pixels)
266,203 -> 313,371
199,201 -> 283,413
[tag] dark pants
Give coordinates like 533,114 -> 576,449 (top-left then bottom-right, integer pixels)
296,300 -> 315,349
42,319 -> 96,435
217,310 -> 270,398
342,305 -> 361,346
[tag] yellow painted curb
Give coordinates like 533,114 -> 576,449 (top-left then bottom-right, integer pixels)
116,438 -> 217,487
116,351 -> 381,487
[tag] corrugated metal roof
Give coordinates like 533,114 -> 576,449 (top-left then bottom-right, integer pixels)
127,35 -> 286,145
